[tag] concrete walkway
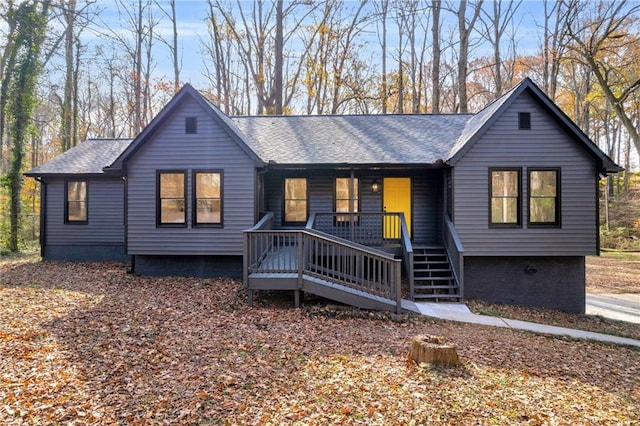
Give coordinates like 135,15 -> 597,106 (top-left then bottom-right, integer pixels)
586,293 -> 640,324
404,301 -> 640,348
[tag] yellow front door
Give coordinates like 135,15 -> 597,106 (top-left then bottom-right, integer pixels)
383,177 -> 411,238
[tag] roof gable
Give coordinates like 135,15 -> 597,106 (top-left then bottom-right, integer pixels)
24,138 -> 133,176
447,77 -> 621,174
105,84 -> 264,172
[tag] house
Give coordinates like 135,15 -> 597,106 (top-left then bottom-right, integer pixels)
25,78 -> 621,314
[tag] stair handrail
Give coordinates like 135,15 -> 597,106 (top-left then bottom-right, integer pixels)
248,211 -> 274,231
398,213 -> 414,299
443,215 -> 464,299
243,212 -> 275,287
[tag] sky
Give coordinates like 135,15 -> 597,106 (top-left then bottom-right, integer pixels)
84,0 -> 551,89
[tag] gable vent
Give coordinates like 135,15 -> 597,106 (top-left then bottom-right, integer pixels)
518,112 -> 531,130
185,117 -> 197,134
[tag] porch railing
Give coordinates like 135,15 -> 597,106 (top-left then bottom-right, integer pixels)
307,212 -> 405,246
243,212 -> 275,286
244,228 -> 402,312
443,215 -> 464,299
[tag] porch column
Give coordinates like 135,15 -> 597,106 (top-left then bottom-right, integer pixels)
350,169 -> 355,241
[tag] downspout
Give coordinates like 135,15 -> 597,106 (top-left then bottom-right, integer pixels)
35,177 -> 46,258
596,173 -> 602,256
123,174 -> 135,274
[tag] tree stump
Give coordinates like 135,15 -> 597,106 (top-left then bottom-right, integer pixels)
408,335 -> 461,367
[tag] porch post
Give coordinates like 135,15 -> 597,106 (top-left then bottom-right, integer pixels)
395,260 -> 402,314
243,231 -> 252,307
350,169 -> 355,241
296,232 -> 304,308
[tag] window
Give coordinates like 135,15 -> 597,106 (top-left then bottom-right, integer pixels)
158,171 -> 186,225
518,112 -> 531,130
529,169 -> 560,226
65,180 -> 87,223
490,169 -> 521,227
194,171 -> 222,226
335,177 -> 359,221
284,177 -> 308,224
185,117 -> 197,134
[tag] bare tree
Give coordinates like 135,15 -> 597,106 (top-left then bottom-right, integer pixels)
479,0 -> 521,97
374,0 -> 389,113
155,0 -> 180,92
303,0 -> 370,115
431,0 -> 442,113
536,0 -> 572,101
451,0 -> 483,113
564,0 -> 640,155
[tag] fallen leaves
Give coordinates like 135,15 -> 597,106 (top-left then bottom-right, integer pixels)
586,252 -> 640,294
0,258 -> 639,424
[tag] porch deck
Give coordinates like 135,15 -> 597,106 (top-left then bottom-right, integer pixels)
244,212 -> 463,311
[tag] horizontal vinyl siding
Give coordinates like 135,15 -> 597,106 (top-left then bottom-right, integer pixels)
453,94 -> 598,256
265,170 -> 441,245
127,97 -> 255,255
45,177 -> 124,245
412,171 -> 442,244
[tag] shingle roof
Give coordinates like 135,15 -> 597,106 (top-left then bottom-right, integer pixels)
25,138 -> 134,176
231,114 -> 472,164
27,79 -> 620,176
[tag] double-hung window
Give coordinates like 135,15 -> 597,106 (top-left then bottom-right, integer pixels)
528,169 -> 560,226
65,180 -> 88,223
284,177 -> 308,224
489,168 -> 521,227
335,177 -> 359,222
194,171 -> 222,226
158,171 -> 186,225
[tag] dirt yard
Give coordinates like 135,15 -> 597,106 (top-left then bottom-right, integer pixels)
1,257 -> 639,424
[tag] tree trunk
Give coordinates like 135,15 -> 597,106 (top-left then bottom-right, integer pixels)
170,0 -> 179,92
6,1 -> 50,251
431,0 -> 440,113
408,335 -> 461,367
274,0 -> 283,115
456,0 -> 483,112
380,0 -> 388,114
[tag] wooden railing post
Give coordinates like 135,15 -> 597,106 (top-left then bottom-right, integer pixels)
243,231 -> 252,306
395,261 -> 402,314
297,232 -> 304,290
458,251 -> 464,300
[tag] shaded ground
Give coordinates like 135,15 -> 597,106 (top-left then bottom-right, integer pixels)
1,258 -> 639,424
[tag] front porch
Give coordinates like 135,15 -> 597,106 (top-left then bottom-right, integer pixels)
243,211 -> 464,312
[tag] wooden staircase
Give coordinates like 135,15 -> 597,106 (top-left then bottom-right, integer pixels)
412,246 -> 460,301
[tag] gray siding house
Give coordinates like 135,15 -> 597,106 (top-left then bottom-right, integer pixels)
26,78 -> 621,313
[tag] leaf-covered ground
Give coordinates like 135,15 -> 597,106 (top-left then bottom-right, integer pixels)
586,252 -> 640,294
1,258 -> 639,424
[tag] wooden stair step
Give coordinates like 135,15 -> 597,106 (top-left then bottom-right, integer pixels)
414,260 -> 449,265
413,294 -> 460,300
414,284 -> 458,290
414,277 -> 454,281
414,268 -> 451,273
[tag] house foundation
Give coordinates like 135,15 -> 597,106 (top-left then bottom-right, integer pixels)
464,256 -> 586,313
